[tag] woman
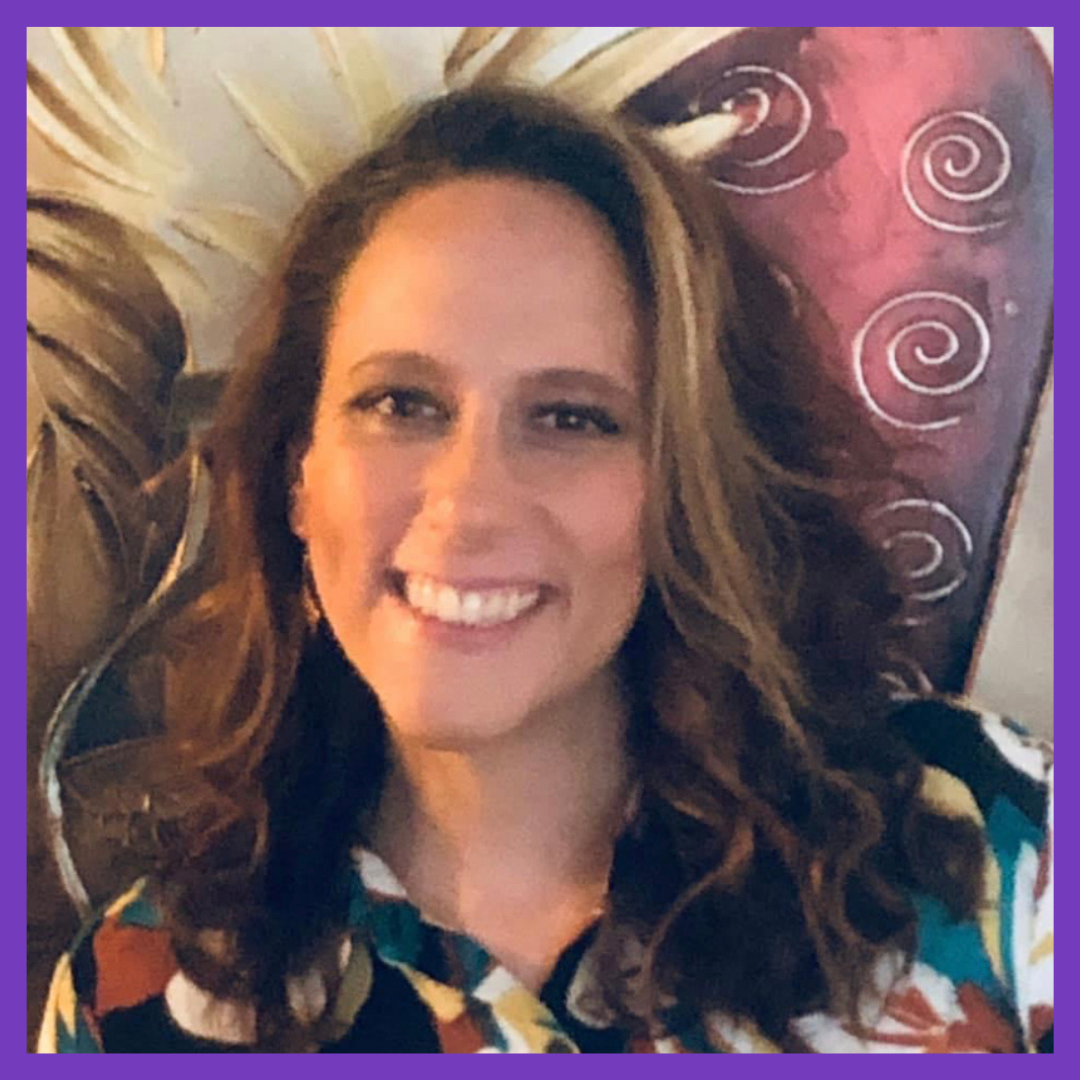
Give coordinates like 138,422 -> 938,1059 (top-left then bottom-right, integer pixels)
38,86 -> 1052,1053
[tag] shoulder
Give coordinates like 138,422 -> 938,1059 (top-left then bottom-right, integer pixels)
763,699 -> 1054,1054
38,877 -> 372,1052
890,696 -> 1052,833
889,697 -> 1054,1052
37,879 -> 258,1052
38,878 -> 174,1052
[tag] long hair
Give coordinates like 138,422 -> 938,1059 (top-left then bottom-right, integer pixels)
157,85 -> 983,1047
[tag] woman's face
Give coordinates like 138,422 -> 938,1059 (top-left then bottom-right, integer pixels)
292,175 -> 648,749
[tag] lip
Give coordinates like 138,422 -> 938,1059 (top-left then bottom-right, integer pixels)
385,572 -> 553,654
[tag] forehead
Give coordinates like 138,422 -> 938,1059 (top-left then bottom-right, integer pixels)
359,173 -> 629,272
324,175 -> 642,386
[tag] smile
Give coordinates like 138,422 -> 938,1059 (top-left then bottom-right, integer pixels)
389,571 -> 546,628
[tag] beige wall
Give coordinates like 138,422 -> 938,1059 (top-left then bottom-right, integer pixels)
968,26 -> 1053,738
970,380 -> 1053,737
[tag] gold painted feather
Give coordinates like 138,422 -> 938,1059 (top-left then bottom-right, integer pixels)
466,26 -> 582,84
49,27 -> 182,171
553,27 -> 747,109
218,70 -> 347,191
445,27 -> 505,81
170,202 -> 282,273
27,195 -> 187,649
313,27 -> 396,146
654,112 -> 744,161
28,60 -> 157,194
146,27 -> 167,80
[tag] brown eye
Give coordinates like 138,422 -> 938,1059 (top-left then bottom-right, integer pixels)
532,403 -> 622,436
353,388 -> 447,424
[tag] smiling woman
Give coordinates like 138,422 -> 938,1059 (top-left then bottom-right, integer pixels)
293,174 -> 648,754
38,86 -> 1053,1053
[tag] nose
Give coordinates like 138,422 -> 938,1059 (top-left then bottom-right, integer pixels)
417,409 -> 521,548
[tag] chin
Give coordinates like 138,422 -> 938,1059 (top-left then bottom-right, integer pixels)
376,686 -> 531,751
383,711 -> 523,753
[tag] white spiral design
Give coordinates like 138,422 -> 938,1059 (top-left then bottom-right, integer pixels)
852,291 -> 991,431
712,65 -> 818,195
868,499 -> 973,626
734,86 -> 771,137
878,652 -> 935,702
901,110 -> 1013,234
884,530 -> 944,579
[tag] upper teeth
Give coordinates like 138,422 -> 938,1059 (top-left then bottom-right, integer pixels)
402,574 -> 542,627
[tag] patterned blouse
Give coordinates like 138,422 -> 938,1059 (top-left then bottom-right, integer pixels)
38,700 -> 1053,1053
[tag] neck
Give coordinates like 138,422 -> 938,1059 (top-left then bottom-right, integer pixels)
369,667 -> 635,982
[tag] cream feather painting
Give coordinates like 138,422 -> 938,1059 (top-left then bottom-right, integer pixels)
26,25 -> 747,725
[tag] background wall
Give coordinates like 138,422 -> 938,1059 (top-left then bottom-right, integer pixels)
26,26 -> 1055,735
25,25 -> 1054,1047
967,26 -> 1053,737
969,378 -> 1053,735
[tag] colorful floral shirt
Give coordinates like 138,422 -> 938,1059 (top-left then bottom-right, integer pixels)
38,700 -> 1053,1053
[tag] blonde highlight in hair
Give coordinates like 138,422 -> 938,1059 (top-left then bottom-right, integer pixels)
612,121 -> 812,735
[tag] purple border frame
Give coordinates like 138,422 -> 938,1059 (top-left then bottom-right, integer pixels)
18,9 -> 1064,1071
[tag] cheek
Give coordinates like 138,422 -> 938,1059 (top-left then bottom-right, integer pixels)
561,460 -> 647,575
299,448 -> 415,571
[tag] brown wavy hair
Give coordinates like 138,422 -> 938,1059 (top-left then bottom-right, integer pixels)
157,85 -> 983,1048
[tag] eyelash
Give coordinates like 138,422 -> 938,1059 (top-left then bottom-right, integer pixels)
350,388 -> 623,437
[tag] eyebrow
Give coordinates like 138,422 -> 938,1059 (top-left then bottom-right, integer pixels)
348,350 -> 451,386
347,350 -> 638,407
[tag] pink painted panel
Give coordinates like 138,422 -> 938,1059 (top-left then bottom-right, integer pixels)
624,27 -> 1053,695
